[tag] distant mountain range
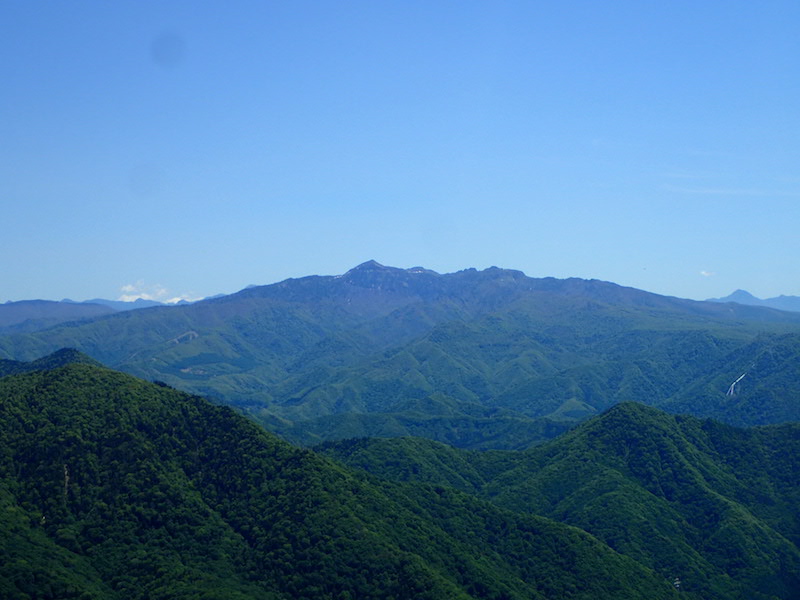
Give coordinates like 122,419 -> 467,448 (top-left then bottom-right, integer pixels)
0,295 -> 214,334
709,289 -> 800,312
6,283 -> 796,337
66,297 -> 169,310
0,299 -> 116,333
2,261 -> 800,450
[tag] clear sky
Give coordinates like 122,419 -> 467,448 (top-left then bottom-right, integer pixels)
2,1 -> 799,303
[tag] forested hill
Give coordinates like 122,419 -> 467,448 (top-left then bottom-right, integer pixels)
0,357 -> 678,600
2,261 -> 800,449
0,347 -> 101,377
320,403 -> 800,600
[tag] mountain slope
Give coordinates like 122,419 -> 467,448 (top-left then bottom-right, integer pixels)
486,404 -> 800,600
321,404 -> 800,600
0,357 -> 678,599
660,333 -> 800,425
2,262 -> 800,448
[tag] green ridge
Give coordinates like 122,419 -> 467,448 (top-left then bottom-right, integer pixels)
321,403 -> 800,600
2,265 -> 800,449
0,358 -> 678,599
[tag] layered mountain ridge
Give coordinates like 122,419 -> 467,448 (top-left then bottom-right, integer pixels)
320,402 -> 800,600
1,261 -> 799,449
1,350 -> 797,599
0,353 -> 681,599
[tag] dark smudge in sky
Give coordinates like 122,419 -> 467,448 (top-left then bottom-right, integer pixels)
150,32 -> 185,69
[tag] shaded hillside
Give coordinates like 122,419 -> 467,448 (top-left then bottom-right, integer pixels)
321,404 -> 800,600
2,262 -> 800,448
0,357 -> 677,600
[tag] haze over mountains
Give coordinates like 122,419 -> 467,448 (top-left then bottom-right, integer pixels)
0,297 -> 202,334
0,300 -> 117,334
2,261 -> 800,449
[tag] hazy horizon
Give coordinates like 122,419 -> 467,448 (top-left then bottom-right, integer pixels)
2,260 -> 796,306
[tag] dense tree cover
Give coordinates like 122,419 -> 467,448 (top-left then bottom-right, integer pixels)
269,397 -> 573,450
0,357 -> 679,599
662,333 -> 800,425
1,262 -> 800,449
321,403 -> 800,600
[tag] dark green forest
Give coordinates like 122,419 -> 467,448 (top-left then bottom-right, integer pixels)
320,404 -> 800,599
1,356 -> 682,599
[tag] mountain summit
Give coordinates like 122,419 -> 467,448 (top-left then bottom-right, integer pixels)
340,260 -> 435,290
344,259 -> 392,274
0,347 -> 101,377
2,263 -> 800,449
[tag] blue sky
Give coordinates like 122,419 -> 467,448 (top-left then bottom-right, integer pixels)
2,1 -> 799,303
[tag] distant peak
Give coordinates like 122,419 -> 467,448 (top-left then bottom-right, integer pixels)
348,260 -> 387,272
481,266 -> 526,279
407,266 -> 438,275
339,260 -> 441,291
707,289 -> 760,304
342,260 -> 398,281
346,261 -> 440,276
730,289 -> 758,300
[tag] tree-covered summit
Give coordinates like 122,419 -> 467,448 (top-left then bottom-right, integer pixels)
0,347 -> 101,377
322,402 -> 800,600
